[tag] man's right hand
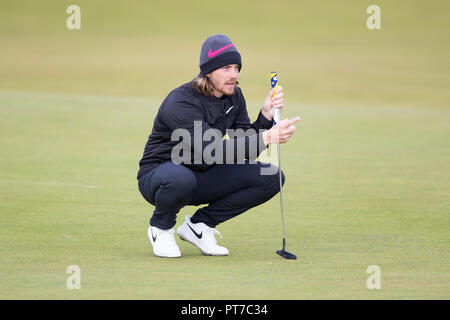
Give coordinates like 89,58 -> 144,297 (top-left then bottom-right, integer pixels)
262,117 -> 301,145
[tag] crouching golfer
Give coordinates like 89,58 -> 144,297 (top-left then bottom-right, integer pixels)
137,34 -> 300,257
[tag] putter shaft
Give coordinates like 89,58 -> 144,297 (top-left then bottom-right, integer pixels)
277,142 -> 286,249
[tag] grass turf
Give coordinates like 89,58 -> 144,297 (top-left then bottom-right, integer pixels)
0,90 -> 448,299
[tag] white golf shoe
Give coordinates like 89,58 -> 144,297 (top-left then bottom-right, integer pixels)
147,226 -> 181,258
177,215 -> 229,256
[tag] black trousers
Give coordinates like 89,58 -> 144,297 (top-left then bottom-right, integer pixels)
138,161 -> 285,229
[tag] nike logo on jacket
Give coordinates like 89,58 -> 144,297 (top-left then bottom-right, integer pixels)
137,82 -> 273,179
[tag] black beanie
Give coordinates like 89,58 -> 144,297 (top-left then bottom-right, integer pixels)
199,34 -> 242,76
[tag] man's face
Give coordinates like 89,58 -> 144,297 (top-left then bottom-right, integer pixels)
207,64 -> 240,97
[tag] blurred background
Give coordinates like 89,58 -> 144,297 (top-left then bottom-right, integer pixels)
1,0 -> 448,107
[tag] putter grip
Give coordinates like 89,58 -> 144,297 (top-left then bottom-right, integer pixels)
270,72 -> 280,124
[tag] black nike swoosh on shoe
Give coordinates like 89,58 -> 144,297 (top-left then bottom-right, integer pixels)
187,223 -> 203,239
150,228 -> 157,242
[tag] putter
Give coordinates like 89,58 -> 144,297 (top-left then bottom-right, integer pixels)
271,72 -> 297,260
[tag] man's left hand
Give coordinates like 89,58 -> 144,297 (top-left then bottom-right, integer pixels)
261,85 -> 284,121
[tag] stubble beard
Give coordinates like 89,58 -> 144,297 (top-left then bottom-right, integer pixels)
211,79 -> 238,97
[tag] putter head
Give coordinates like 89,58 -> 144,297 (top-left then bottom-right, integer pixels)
276,249 -> 297,260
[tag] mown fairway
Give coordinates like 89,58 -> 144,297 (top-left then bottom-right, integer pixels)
0,0 -> 449,299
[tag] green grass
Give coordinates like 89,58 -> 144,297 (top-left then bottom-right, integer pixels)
0,90 -> 448,299
0,0 -> 449,107
0,0 -> 449,299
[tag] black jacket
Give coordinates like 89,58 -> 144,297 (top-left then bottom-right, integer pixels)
137,81 -> 273,179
